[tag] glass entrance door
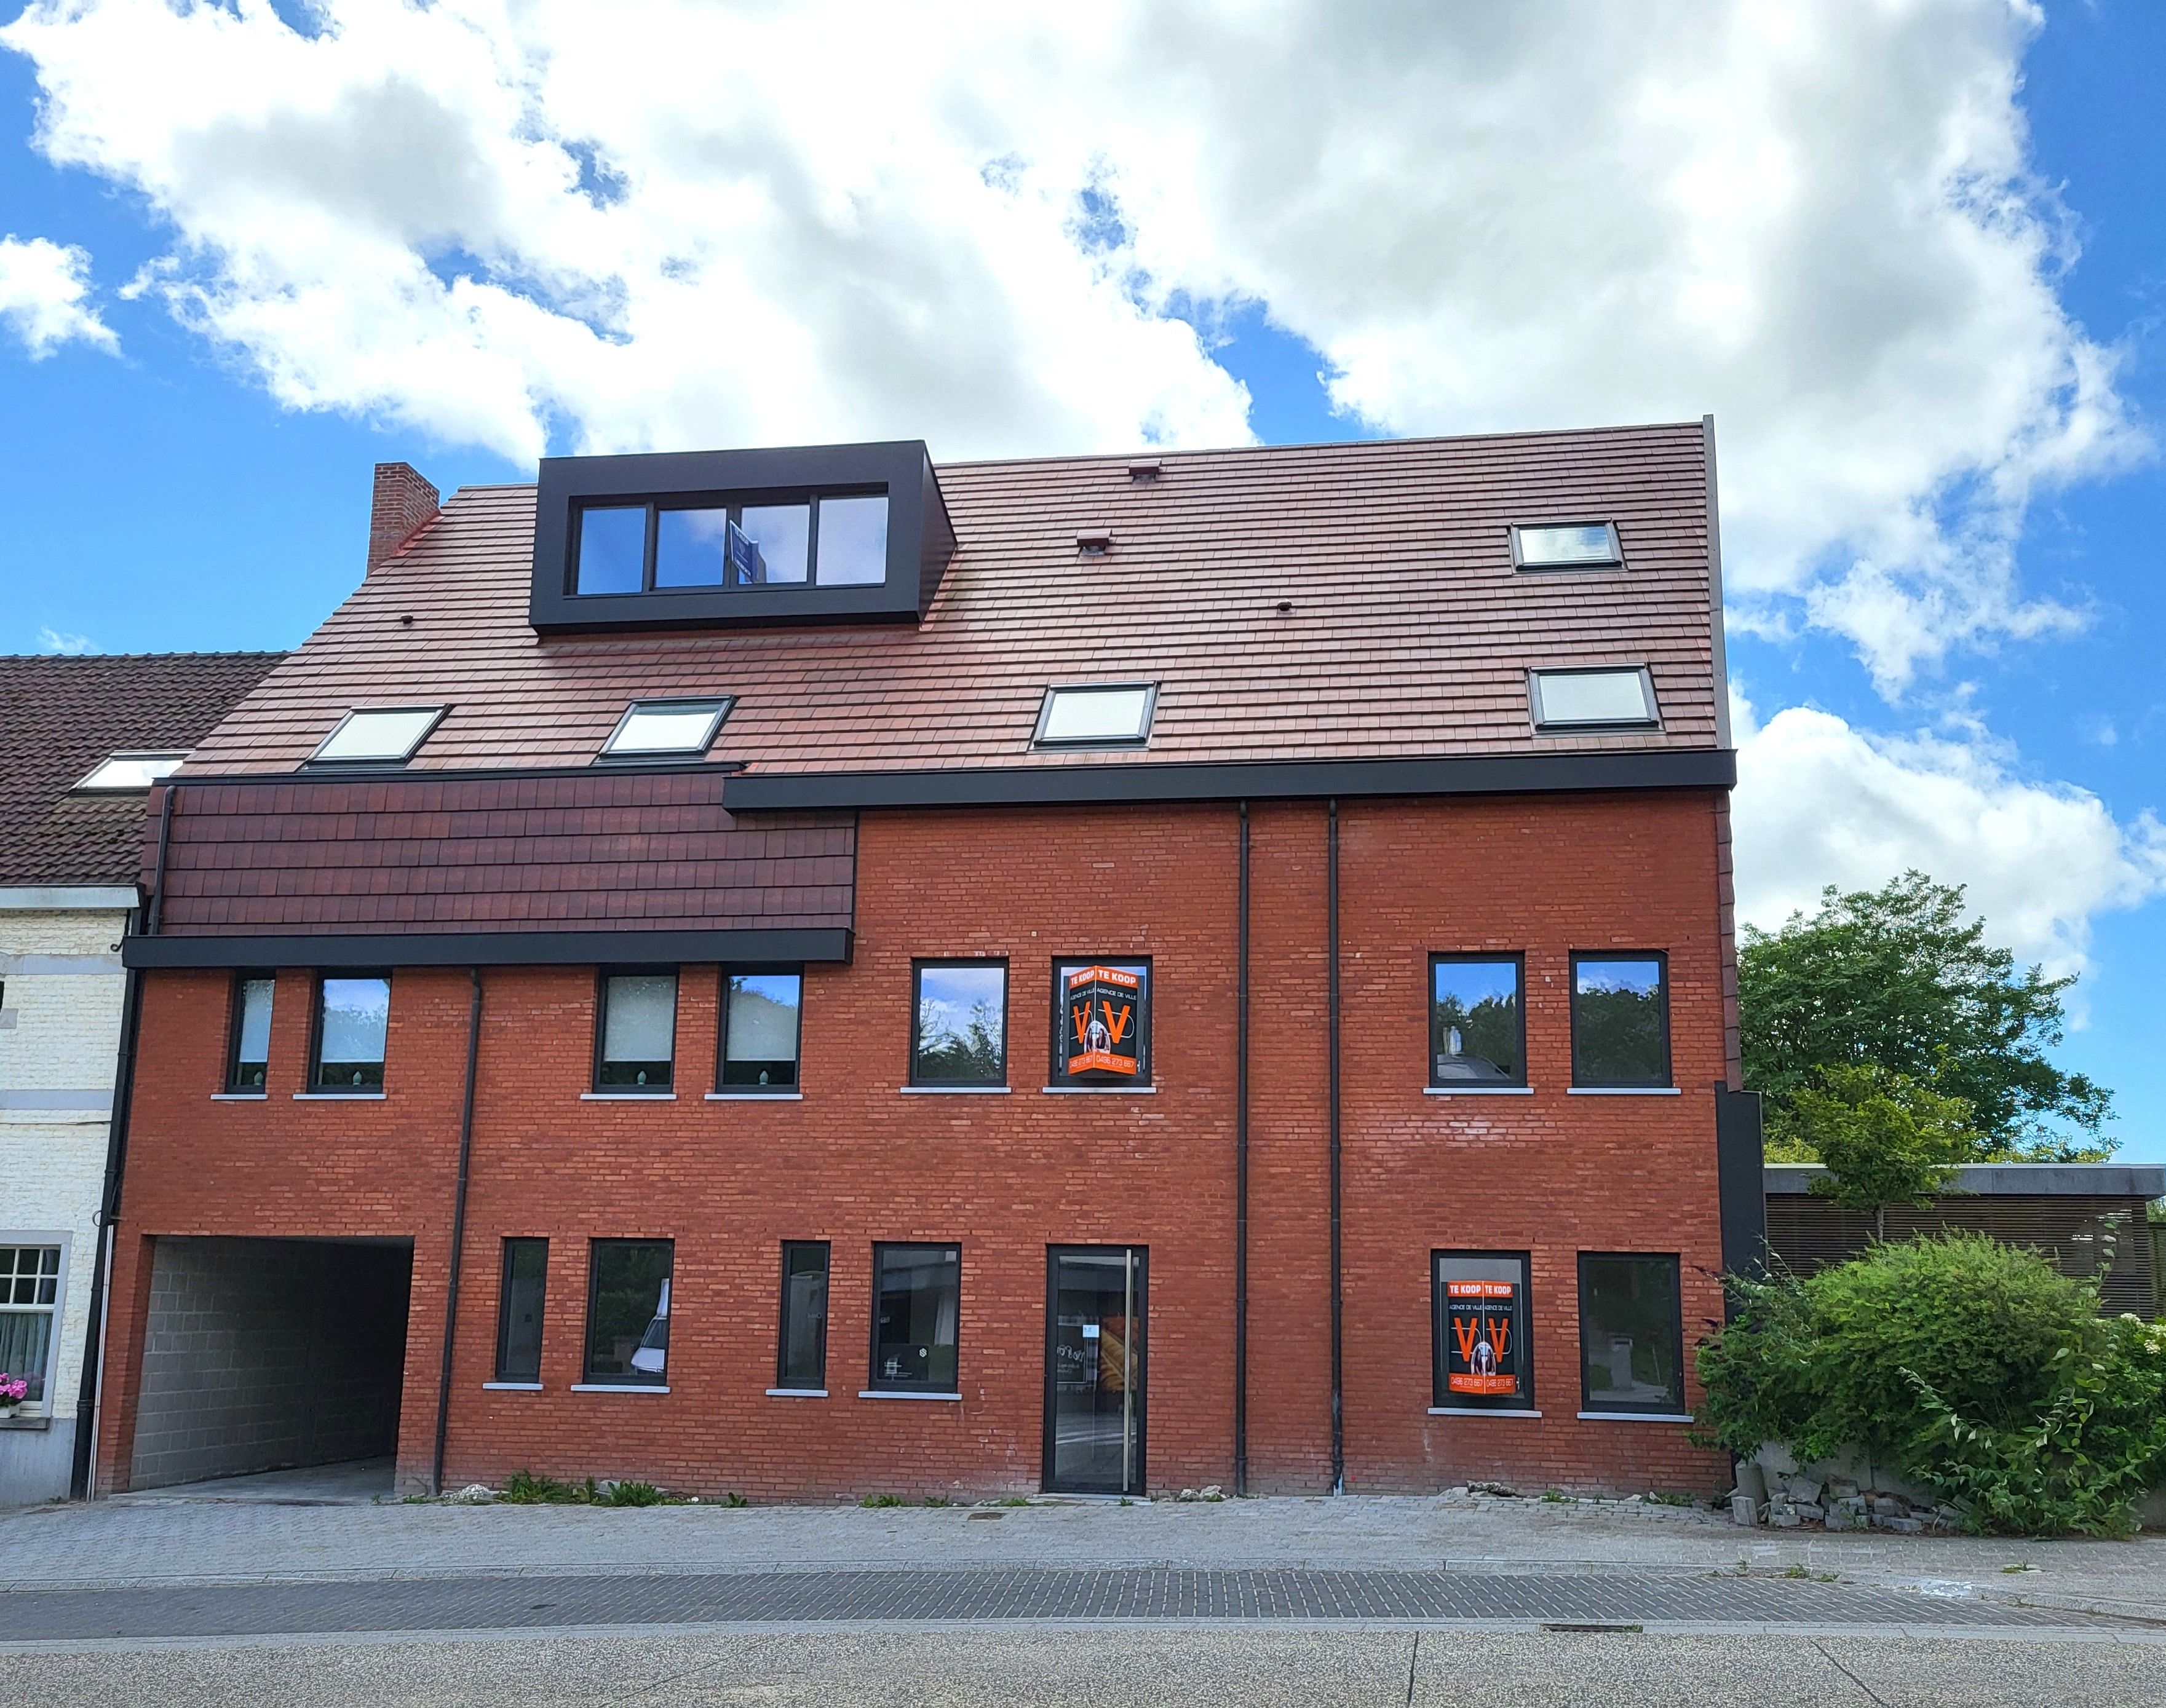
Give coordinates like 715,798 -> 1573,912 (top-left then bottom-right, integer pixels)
1044,1246 -> 1146,1495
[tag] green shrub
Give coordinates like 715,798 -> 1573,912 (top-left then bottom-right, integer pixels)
1696,1233 -> 2166,1536
604,1479 -> 664,1507
500,1469 -> 585,1504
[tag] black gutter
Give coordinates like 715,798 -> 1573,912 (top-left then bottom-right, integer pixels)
1233,801 -> 1250,1498
125,927 -> 853,971
431,968 -> 485,1495
1327,799 -> 1344,1495
724,748 -> 1737,813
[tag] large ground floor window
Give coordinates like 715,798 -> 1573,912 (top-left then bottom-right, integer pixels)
584,1239 -> 673,1387
1577,1252 -> 1684,1415
871,1243 -> 959,1393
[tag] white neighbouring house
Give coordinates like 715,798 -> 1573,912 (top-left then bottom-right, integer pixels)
0,654 -> 280,1504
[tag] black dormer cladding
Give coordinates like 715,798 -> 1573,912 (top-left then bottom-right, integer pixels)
528,440 -> 956,633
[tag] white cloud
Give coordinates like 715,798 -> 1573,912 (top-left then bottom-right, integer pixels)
0,234 -> 117,358
1731,689 -> 2166,987
0,0 -> 2144,688
35,625 -> 95,654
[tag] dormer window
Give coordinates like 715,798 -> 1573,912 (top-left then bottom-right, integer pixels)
600,697 -> 734,760
75,751 -> 186,791
573,492 -> 889,596
1511,522 -> 1622,570
1529,668 -> 1658,731
1034,684 -> 1157,749
309,706 -> 446,765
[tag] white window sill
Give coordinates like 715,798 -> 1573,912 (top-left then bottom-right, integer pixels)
569,1383 -> 670,1394
1577,1410 -> 1692,1423
766,1387 -> 828,1398
212,1091 -> 268,1101
1424,1085 -> 1533,1096
483,1382 -> 543,1392
859,1390 -> 963,1401
581,1091 -> 678,1101
900,1085 -> 1010,1096
1041,1084 -> 1157,1094
707,1091 -> 804,1101
1566,1086 -> 1681,1096
294,1091 -> 386,1101
1429,1407 -> 1541,1418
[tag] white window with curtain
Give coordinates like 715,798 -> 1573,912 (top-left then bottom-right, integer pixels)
0,1243 -> 63,1407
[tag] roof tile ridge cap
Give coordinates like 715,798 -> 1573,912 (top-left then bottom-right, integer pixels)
931,419 -> 1707,474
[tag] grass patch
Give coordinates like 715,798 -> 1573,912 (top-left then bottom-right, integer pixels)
861,1493 -> 908,1508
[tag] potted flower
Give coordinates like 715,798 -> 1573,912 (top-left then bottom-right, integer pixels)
0,1374 -> 26,1420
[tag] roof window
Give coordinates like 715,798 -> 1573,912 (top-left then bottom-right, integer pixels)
75,751 -> 186,792
1512,522 -> 1622,570
1529,668 -> 1659,731
600,697 -> 734,759
1034,684 -> 1157,749
309,706 -> 446,765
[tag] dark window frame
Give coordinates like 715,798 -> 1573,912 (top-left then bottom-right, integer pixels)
1569,949 -> 1672,1088
592,967 -> 680,1093
1041,1243 -> 1149,1495
1528,666 -> 1660,733
718,964 -> 804,1093
1426,952 -> 1527,1089
307,969 -> 392,1090
1576,1250 -> 1686,1416
1430,1249 -> 1534,1411
1030,682 -> 1160,751
304,705 -> 450,769
493,1237 -> 549,1385
571,486 -> 891,598
597,696 -> 736,762
910,959 -> 1009,1088
581,1236 -> 674,1388
1048,956 -> 1153,1086
776,1239 -> 831,1391
1509,520 -> 1624,571
868,1241 -> 962,1394
223,971 -> 276,1093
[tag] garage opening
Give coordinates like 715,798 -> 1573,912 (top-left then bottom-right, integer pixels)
129,1236 -> 413,1493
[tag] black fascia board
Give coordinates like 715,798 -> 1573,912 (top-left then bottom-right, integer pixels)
723,747 -> 1737,812
125,927 -> 853,970
530,440 -> 953,633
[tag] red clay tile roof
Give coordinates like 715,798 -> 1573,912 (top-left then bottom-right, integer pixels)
182,423 -> 1723,779
0,652 -> 285,888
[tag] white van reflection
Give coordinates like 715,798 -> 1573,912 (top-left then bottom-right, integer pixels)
631,1278 -> 670,1375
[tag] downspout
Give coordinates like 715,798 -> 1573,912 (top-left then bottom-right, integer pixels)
430,966 -> 484,1496
1233,801 -> 1250,1497
72,921 -> 144,1500
1327,798 -> 1344,1495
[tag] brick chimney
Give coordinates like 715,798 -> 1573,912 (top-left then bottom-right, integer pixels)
367,462 -> 441,574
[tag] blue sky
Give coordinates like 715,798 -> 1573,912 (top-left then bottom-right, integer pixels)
0,1 -> 2158,1161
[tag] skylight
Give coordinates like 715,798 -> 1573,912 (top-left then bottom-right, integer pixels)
600,697 -> 734,759
75,751 -> 186,792
1034,684 -> 1157,748
1512,522 -> 1622,569
310,707 -> 447,765
1529,668 -> 1659,730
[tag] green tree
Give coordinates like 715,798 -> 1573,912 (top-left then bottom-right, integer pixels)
1782,1064 -> 1975,1238
1739,871 -> 2113,1160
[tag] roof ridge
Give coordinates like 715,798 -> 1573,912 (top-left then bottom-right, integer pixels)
935,418 -> 1709,472
0,649 -> 289,662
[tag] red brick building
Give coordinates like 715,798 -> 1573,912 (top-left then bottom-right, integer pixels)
93,426 -> 1761,1501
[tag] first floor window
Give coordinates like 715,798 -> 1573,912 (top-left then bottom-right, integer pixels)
494,1239 -> 547,1384
1432,1251 -> 1532,1410
1571,952 -> 1670,1087
777,1241 -> 830,1390
584,1239 -> 673,1387
871,1243 -> 959,1393
1051,959 -> 1150,1084
226,975 -> 275,1091
1578,1252 -> 1684,1415
912,962 -> 1006,1086
597,971 -> 678,1090
312,973 -> 390,1089
1429,957 -> 1524,1086
723,970 -> 802,1089
0,1246 -> 61,1404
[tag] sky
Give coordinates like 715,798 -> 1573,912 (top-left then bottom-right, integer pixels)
0,0 -> 2159,1161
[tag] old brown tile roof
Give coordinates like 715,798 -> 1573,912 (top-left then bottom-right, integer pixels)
182,422 -> 1722,779
0,652 -> 285,889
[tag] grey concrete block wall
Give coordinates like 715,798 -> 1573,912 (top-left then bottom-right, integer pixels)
130,1236 -> 411,1490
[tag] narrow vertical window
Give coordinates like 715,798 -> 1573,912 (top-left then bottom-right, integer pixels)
1578,1252 -> 1685,1417
226,975 -> 275,1091
596,971 -> 678,1091
911,962 -> 1007,1086
574,504 -> 649,595
1428,956 -> 1525,1087
870,1243 -> 959,1393
583,1239 -> 673,1388
722,970 -> 803,1090
0,1246 -> 61,1404
1570,952 -> 1670,1087
494,1239 -> 548,1385
311,973 -> 390,1089
813,493 -> 888,585
1050,959 -> 1150,1085
1432,1252 -> 1533,1411
777,1241 -> 830,1391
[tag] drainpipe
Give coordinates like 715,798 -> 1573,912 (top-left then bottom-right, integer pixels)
1327,799 -> 1344,1495
430,967 -> 484,1496
1234,801 -> 1250,1497
71,917 -> 145,1500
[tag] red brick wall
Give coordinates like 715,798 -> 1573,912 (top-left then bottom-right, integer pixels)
98,792 -> 1729,1500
